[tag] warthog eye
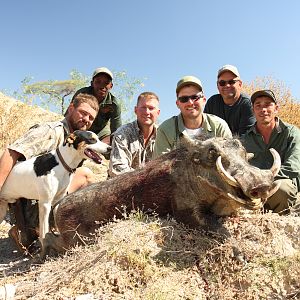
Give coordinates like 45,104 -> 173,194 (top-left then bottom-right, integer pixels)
208,147 -> 218,161
191,152 -> 202,165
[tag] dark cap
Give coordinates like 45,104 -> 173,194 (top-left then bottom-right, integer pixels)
251,90 -> 277,104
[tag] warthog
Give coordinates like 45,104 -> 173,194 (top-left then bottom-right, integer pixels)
43,136 -> 280,255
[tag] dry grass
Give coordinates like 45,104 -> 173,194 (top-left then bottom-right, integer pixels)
1,212 -> 300,299
0,92 -> 299,299
0,92 -> 61,150
243,76 -> 300,128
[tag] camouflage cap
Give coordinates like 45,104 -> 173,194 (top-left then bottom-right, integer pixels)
251,90 -> 277,104
217,64 -> 240,78
176,76 -> 203,94
92,67 -> 113,80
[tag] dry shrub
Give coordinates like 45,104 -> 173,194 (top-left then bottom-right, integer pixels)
1,212 -> 299,300
0,92 -> 61,150
243,76 -> 300,127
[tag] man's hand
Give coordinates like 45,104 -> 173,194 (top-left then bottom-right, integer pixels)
0,149 -> 22,190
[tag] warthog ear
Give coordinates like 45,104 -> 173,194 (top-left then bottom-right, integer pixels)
179,135 -> 195,147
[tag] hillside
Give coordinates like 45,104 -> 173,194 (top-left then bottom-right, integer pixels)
0,92 -> 61,150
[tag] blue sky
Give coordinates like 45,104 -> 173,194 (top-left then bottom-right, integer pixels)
1,0 -> 300,122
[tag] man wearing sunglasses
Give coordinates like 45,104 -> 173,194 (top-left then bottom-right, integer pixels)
242,90 -> 300,215
204,64 -> 255,136
153,76 -> 232,158
71,67 -> 122,145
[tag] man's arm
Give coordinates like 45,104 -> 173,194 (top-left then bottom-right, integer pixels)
0,122 -> 63,189
203,96 -> 214,114
277,127 -> 300,188
0,149 -> 22,190
108,134 -> 133,177
238,100 -> 256,136
153,127 -> 173,159
216,120 -> 233,138
110,102 -> 122,134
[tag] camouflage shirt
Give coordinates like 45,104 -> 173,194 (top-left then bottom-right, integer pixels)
108,120 -> 157,177
8,119 -> 69,160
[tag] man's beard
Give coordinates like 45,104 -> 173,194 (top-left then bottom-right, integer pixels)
69,118 -> 89,131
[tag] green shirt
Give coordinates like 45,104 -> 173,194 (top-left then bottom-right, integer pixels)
73,86 -> 122,140
153,113 -> 232,158
242,118 -> 300,192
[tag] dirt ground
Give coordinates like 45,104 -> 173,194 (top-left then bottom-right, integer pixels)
0,221 -> 33,277
0,159 -> 109,282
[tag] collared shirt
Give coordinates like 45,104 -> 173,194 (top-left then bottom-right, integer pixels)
8,119 -> 69,160
72,86 -> 122,140
153,113 -> 232,158
204,92 -> 256,136
108,120 -> 157,177
242,118 -> 300,192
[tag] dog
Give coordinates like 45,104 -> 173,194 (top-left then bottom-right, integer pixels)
0,130 -> 111,252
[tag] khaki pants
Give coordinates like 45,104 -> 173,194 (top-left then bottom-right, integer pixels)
264,179 -> 299,215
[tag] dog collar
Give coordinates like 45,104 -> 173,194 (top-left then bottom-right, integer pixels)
56,148 -> 76,174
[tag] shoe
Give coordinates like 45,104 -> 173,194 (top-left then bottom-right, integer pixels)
8,225 -> 27,253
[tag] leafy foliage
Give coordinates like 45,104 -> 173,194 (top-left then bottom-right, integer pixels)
112,71 -> 144,123
3,70 -> 144,119
243,76 -> 300,127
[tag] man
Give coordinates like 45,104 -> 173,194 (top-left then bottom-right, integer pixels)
204,64 -> 255,136
72,67 -> 122,144
153,76 -> 232,158
109,92 -> 160,177
242,89 -> 300,215
0,93 -> 99,251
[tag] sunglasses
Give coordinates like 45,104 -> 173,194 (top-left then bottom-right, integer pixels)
218,79 -> 239,87
177,92 -> 203,103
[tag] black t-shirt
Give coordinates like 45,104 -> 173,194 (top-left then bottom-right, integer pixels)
204,93 -> 255,136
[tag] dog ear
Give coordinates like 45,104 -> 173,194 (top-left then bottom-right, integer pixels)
65,133 -> 77,146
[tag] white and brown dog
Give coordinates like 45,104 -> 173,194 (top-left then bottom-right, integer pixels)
0,130 -> 111,251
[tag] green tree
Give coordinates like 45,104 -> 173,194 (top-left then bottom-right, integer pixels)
112,71 -> 144,123
5,69 -> 144,120
22,70 -> 89,114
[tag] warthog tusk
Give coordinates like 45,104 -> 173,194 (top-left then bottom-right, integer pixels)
269,148 -> 281,176
247,152 -> 254,160
227,193 -> 263,210
216,156 -> 239,187
266,180 -> 281,198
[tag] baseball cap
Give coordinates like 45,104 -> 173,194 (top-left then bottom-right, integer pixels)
92,67 -> 113,80
251,90 -> 277,104
176,76 -> 203,94
217,64 -> 240,78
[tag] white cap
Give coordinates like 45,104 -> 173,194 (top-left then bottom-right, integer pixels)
217,64 -> 240,78
92,67 -> 113,80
